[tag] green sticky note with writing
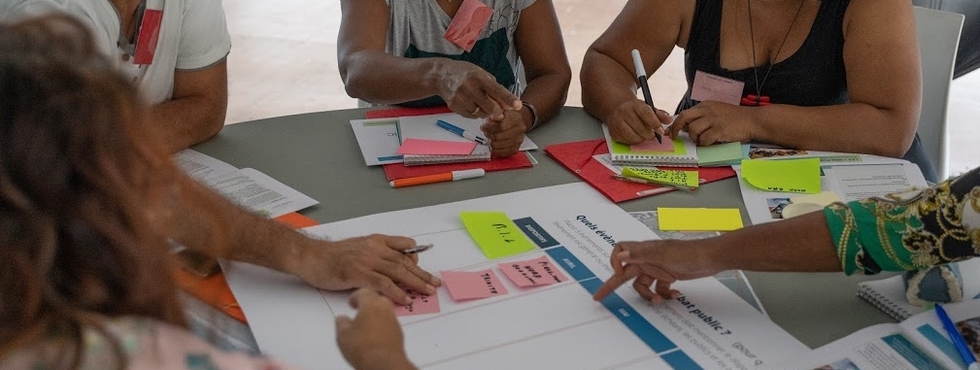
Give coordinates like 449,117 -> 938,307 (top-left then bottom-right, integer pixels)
460,212 -> 536,259
741,158 -> 821,194
622,167 -> 699,188
658,208 -> 744,231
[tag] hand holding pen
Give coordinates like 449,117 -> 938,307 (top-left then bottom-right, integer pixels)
605,50 -> 671,145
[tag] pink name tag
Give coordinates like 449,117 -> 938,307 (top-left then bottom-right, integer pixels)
690,71 -> 744,106
444,0 -> 493,52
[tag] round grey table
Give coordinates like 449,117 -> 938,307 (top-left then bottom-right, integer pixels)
193,106 -> 897,349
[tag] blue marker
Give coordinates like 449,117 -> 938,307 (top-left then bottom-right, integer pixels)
936,304 -> 980,370
436,119 -> 489,145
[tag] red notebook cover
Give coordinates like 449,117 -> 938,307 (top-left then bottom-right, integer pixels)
545,139 -> 737,203
365,106 -> 453,119
383,153 -> 533,181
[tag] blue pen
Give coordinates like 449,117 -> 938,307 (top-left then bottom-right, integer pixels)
936,304 -> 980,370
436,119 -> 488,145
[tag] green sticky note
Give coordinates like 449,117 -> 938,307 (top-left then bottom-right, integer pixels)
741,158 -> 821,194
610,137 -> 686,155
622,167 -> 699,188
658,208 -> 744,231
460,212 -> 536,259
697,142 -> 746,166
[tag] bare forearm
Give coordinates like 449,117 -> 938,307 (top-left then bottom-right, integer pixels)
752,103 -> 916,158
150,98 -> 226,154
520,72 -> 570,128
168,177 -> 306,274
342,51 -> 448,105
581,50 -> 640,122
704,211 -> 841,273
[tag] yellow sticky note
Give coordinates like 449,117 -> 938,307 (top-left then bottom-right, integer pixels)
741,158 -> 821,194
657,208 -> 744,231
460,212 -> 536,259
623,167 -> 700,188
790,191 -> 841,207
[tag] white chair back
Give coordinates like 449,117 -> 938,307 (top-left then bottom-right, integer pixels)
914,6 -> 964,180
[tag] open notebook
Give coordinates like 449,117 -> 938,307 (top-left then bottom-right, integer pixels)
858,258 -> 980,321
601,124 -> 698,167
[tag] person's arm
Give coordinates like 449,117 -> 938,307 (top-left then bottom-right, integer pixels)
480,0 -> 571,157
336,289 -> 418,370
670,0 -> 921,157
338,0 -> 520,119
149,61 -> 228,154
156,170 -> 440,305
581,0 -> 688,144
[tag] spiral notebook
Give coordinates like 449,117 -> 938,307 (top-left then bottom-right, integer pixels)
397,114 -> 491,166
601,124 -> 698,167
857,258 -> 980,321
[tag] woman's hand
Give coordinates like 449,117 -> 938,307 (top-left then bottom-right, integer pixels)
605,99 -> 671,144
481,109 -> 529,157
438,59 -> 522,120
669,101 -> 756,146
593,240 -> 720,303
336,289 -> 418,370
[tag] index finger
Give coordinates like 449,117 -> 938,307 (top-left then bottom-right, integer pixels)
669,109 -> 699,138
383,235 -> 417,252
593,272 -> 632,301
482,81 -> 521,112
348,287 -> 384,309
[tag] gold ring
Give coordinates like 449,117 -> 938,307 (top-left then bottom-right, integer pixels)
471,107 -> 481,116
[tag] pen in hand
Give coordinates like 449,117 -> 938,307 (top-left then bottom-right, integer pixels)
402,244 -> 433,255
437,119 -> 489,145
936,304 -> 980,370
630,49 -> 663,144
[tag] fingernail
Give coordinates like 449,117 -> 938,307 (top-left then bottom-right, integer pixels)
615,251 -> 630,260
431,277 -> 442,286
425,284 -> 436,294
670,291 -> 681,299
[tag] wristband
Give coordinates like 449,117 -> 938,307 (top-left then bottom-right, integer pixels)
521,101 -> 539,130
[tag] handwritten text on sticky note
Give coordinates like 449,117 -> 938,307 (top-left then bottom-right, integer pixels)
441,269 -> 509,301
394,287 -> 441,316
623,167 -> 699,188
460,212 -> 536,259
741,158 -> 821,193
657,207 -> 744,231
498,255 -> 568,287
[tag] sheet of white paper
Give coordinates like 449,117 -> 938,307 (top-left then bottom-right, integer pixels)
225,183 -> 807,370
736,160 -> 928,225
208,168 -> 318,218
350,118 -> 404,166
174,149 -> 238,182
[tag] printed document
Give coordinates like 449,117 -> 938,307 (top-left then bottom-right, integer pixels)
769,299 -> 980,370
174,150 -> 318,218
735,159 -> 927,225
224,183 -> 807,370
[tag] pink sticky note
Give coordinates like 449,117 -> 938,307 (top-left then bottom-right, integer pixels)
498,255 -> 569,287
690,70 -> 744,106
444,0 -> 493,52
630,137 -> 676,152
441,269 -> 509,301
394,287 -> 441,316
397,138 -> 477,155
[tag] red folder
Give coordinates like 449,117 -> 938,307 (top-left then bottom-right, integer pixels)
383,154 -> 533,181
365,106 -> 453,119
545,139 -> 736,203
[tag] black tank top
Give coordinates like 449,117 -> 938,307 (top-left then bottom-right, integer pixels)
678,0 -> 937,182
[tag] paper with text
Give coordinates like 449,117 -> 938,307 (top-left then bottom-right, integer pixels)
441,269 -> 509,301
350,118 -> 403,166
498,255 -> 568,287
460,212 -> 537,259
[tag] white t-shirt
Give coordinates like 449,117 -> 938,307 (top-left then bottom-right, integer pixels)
0,0 -> 231,105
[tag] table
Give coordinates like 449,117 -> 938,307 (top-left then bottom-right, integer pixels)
193,106 -> 897,350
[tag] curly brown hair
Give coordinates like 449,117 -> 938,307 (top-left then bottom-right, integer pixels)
0,15 -> 186,369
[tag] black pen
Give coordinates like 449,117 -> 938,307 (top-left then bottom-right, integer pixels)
402,244 -> 433,255
631,49 -> 663,144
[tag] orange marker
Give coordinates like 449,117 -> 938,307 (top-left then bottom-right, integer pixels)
389,169 -> 486,188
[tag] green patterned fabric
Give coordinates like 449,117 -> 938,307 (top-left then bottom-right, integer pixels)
825,167 -> 980,275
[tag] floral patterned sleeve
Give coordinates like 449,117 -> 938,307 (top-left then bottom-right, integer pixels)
824,166 -> 980,275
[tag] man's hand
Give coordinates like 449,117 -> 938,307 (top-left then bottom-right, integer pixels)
481,110 -> 528,157
291,234 -> 441,306
336,289 -> 417,370
605,99 -> 671,144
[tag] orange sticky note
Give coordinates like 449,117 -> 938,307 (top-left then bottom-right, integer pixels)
498,255 -> 568,287
394,286 -> 440,316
